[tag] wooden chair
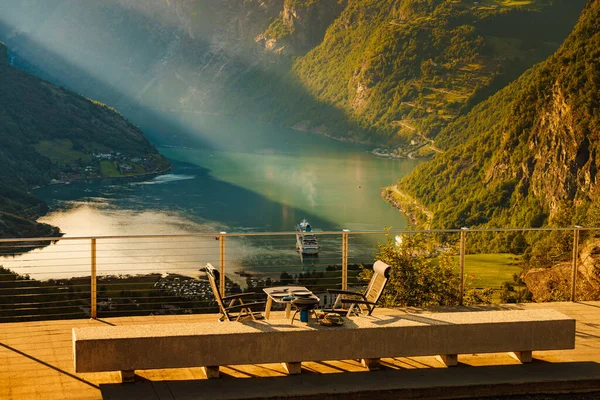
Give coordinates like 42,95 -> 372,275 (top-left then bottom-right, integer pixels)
326,260 -> 391,317
204,263 -> 265,321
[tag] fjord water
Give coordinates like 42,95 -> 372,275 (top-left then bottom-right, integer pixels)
9,113 -> 420,279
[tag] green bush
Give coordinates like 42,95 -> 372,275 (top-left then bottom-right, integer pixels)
366,233 -> 460,307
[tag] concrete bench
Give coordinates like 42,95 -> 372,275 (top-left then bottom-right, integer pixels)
73,309 -> 575,382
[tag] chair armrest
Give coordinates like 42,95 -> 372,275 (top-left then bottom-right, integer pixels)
340,299 -> 376,306
222,293 -> 260,301
224,301 -> 266,312
327,289 -> 364,298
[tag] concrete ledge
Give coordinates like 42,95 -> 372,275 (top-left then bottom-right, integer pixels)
361,358 -> 381,371
73,309 -> 575,380
119,370 -> 135,383
201,366 -> 220,379
436,354 -> 458,367
282,362 -> 301,375
510,350 -> 533,363
98,362 -> 600,400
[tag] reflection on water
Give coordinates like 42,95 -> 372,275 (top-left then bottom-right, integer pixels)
1,201 -> 373,284
1,115 -> 420,280
1,202 -> 234,280
39,201 -> 212,236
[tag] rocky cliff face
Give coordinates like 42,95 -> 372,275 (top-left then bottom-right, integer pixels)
523,239 -> 600,302
487,83 -> 595,220
256,0 -> 346,55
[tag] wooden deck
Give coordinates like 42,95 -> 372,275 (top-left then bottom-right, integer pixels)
1,302 -> 600,400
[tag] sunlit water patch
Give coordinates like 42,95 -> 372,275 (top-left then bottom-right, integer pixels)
134,174 -> 196,185
1,202 -> 283,282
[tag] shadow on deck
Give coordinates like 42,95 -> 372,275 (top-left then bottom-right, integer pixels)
1,303 -> 600,400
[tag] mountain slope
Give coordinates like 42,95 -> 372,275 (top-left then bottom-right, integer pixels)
0,42 -> 170,238
288,0 -> 586,144
398,0 -> 600,234
0,0 -> 586,146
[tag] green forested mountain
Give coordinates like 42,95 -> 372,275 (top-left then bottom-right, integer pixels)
281,0 -> 586,145
0,42 -> 170,238
226,0 -> 586,145
0,0 -> 586,147
0,0 -> 594,239
398,0 -> 600,236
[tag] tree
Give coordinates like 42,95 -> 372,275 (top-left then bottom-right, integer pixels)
365,233 -> 460,307
280,272 -> 294,286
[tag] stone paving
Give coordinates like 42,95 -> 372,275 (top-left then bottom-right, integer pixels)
1,302 -> 599,399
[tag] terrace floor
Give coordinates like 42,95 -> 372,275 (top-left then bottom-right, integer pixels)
2,302 -> 600,400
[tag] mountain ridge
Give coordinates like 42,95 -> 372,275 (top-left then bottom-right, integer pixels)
397,0 -> 600,241
289,0 -> 587,146
0,0 -> 586,146
0,42 -> 170,238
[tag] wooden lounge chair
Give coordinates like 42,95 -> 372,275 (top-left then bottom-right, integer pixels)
325,260 -> 391,317
205,263 -> 265,321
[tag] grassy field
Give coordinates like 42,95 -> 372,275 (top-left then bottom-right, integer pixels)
34,139 -> 91,165
454,253 -> 523,289
100,160 -> 122,177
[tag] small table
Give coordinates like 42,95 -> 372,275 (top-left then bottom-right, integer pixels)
263,286 -> 320,320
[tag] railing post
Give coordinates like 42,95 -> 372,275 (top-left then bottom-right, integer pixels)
571,226 -> 581,302
459,228 -> 467,306
342,229 -> 350,290
91,238 -> 97,319
219,232 -> 226,296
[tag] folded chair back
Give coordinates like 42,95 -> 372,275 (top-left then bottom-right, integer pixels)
205,263 -> 229,319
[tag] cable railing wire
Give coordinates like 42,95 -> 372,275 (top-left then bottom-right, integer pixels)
0,227 -> 595,322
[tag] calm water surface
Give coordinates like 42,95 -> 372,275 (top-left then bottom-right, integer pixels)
3,114 -> 421,280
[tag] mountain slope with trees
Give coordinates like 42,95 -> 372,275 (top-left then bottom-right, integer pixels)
398,0 -> 600,237
0,0 -> 586,146
285,0 -> 586,145
0,42 -> 170,238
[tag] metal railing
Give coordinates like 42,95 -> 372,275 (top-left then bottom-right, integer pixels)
0,226 -> 597,322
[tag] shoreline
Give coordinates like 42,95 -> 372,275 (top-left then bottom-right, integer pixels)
33,164 -> 173,190
381,184 -> 433,229
125,105 -> 390,151
22,164 -> 174,246
290,122 -> 375,146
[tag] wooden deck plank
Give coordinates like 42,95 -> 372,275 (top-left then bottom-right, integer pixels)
0,304 -> 599,399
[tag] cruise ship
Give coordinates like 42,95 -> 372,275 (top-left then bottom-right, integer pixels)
295,219 -> 319,255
